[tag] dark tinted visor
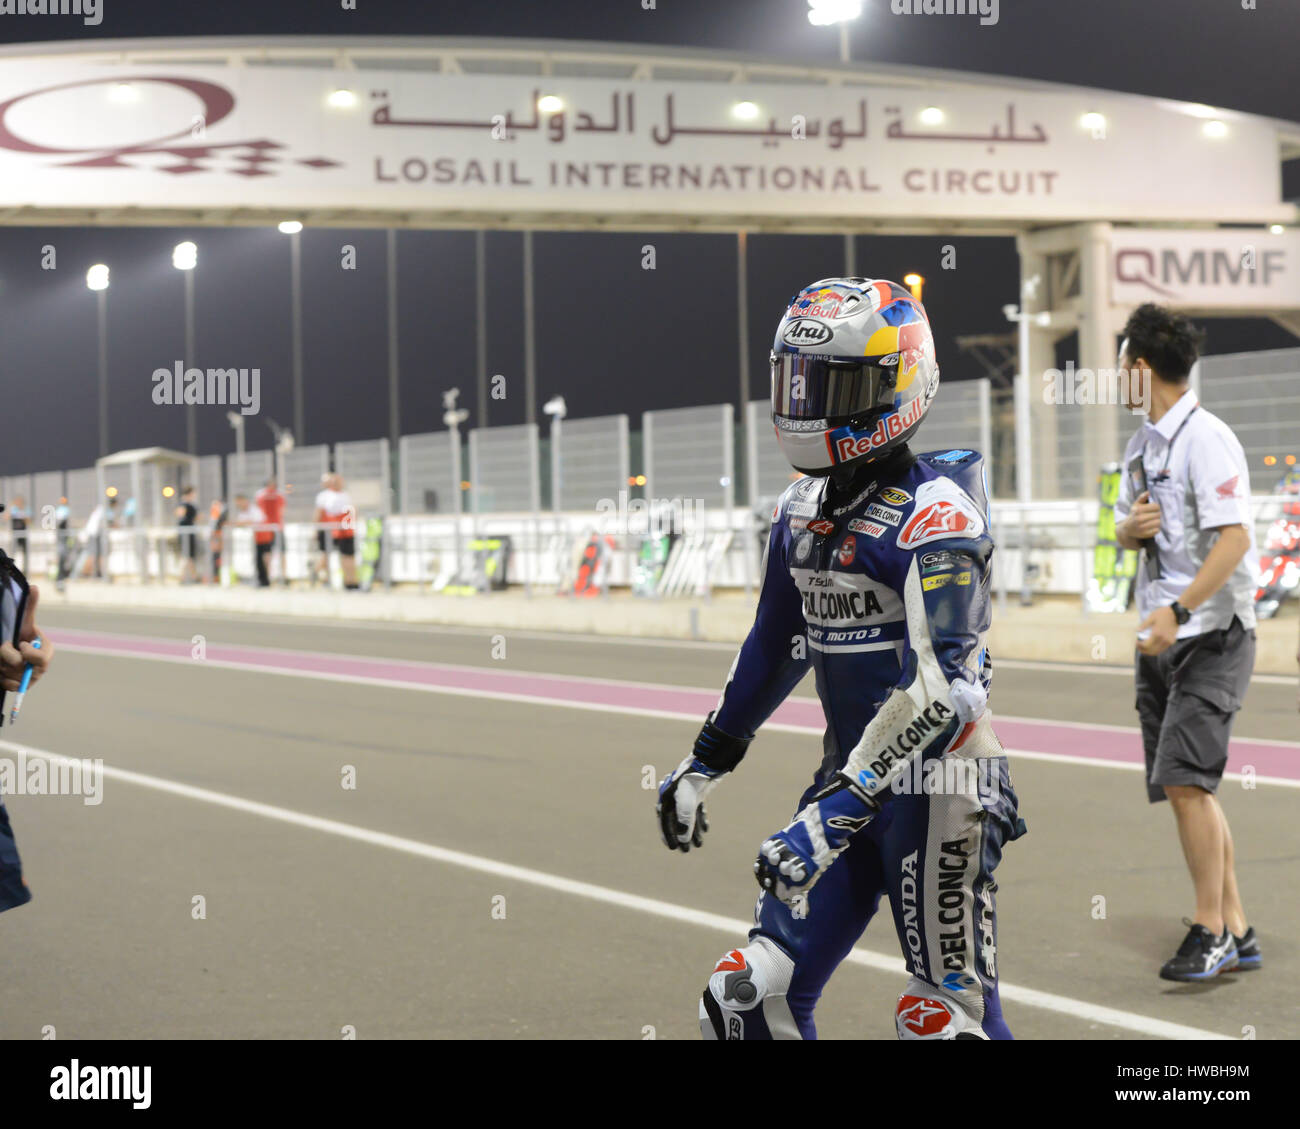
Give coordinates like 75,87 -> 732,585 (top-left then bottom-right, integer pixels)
771,353 -> 897,421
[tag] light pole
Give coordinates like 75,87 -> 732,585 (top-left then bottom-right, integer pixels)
387,228 -> 401,448
226,410 -> 246,470
543,395 -> 567,515
172,241 -> 198,454
1002,288 -> 1050,504
86,264 -> 110,457
523,229 -> 537,426
443,388 -> 469,581
808,0 -> 864,276
278,221 -> 305,445
475,230 -> 488,429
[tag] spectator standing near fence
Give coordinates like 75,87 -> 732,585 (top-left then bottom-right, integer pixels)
323,473 -> 360,591
8,496 -> 29,574
175,486 -> 199,584
256,477 -> 288,585
208,499 -> 227,583
233,494 -> 273,588
1113,303 -> 1261,983
54,497 -> 73,592
80,495 -> 117,579
312,473 -> 333,585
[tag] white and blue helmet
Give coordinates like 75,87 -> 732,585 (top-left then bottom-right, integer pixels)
771,277 -> 940,476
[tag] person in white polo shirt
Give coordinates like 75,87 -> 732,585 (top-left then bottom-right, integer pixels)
1114,303 -> 1260,984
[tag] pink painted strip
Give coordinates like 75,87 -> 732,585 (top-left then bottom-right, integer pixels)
51,629 -> 1299,781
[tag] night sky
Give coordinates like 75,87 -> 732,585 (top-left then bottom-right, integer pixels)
2,0 -> 1299,475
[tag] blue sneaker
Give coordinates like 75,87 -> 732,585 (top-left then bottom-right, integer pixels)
1159,921 -> 1238,982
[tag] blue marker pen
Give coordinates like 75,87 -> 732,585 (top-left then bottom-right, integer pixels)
9,637 -> 41,724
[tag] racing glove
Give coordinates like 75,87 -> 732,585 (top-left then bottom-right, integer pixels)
657,715 -> 751,852
756,666 -> 967,905
754,776 -> 878,904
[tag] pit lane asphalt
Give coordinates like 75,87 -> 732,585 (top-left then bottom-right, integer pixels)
1,606 -> 1294,1040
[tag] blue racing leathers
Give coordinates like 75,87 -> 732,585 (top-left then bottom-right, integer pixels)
697,445 -> 1025,1041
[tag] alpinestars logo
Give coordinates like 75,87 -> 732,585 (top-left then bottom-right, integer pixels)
976,880 -> 997,981
900,501 -> 972,547
714,950 -> 747,973
897,994 -> 953,1038
825,812 -> 873,835
897,480 -> 986,551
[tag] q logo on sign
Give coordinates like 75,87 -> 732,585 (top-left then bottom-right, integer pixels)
0,75 -> 342,176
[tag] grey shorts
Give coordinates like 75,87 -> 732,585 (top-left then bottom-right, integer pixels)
1134,617 -> 1255,803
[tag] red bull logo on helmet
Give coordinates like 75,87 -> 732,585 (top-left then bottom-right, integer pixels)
829,394 -> 928,465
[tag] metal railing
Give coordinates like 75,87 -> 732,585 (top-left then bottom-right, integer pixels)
0,494 -> 1283,610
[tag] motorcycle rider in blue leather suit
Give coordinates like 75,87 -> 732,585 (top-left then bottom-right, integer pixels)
658,277 -> 1025,1040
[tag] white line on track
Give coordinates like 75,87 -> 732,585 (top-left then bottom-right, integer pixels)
53,639 -> 1300,787
993,657 -> 1299,686
0,738 -> 1233,1041
1003,748 -> 1298,790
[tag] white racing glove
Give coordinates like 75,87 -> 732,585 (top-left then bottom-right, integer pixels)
656,715 -> 752,852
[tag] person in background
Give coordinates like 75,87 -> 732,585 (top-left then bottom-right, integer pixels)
54,497 -> 74,592
8,495 -> 29,574
1113,303 -> 1260,982
323,473 -> 360,590
175,486 -> 199,584
208,498 -> 228,584
313,473 -> 334,585
0,570 -> 53,915
233,494 -> 273,588
255,477 -> 288,585
80,494 -> 117,579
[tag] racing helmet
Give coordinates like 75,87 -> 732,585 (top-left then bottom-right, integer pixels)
770,277 -> 939,476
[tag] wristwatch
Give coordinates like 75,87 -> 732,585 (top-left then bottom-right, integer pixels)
1169,601 -> 1191,625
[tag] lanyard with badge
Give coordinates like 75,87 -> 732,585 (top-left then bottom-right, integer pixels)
1127,406 -> 1198,582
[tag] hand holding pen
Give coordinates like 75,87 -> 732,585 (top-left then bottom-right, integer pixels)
8,637 -> 40,724
1,584 -> 52,719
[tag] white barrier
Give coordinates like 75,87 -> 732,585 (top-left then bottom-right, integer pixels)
2,494 -> 1285,604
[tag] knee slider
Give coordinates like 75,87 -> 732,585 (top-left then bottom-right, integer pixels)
698,936 -> 798,1040
895,977 -> 988,1041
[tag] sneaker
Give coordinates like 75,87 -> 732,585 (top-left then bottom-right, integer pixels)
1159,920 -> 1238,981
1229,926 -> 1262,971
